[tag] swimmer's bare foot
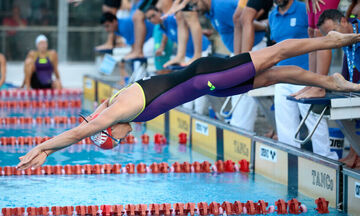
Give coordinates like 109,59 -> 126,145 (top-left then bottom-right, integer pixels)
331,73 -> 360,92
290,86 -> 311,98
294,87 -> 326,100
327,31 -> 360,48
124,51 -> 144,60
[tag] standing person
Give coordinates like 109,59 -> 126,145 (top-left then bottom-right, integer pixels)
291,0 -> 340,99
17,31 -> 360,169
0,53 -> 6,89
145,6 -> 211,115
317,9 -> 360,168
191,0 -> 266,131
23,35 -> 62,90
270,0 -> 337,159
145,7 -> 210,66
237,0 -> 273,53
126,0 -> 172,59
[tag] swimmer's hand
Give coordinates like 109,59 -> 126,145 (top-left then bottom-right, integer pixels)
305,0 -> 325,14
16,147 -> 48,170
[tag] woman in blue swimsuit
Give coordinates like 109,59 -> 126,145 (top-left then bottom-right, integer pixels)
18,31 -> 360,170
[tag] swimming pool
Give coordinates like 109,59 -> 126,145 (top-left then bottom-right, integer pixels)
0,89 -> 347,215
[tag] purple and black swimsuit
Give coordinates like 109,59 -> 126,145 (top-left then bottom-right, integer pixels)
132,53 -> 256,122
31,55 -> 54,89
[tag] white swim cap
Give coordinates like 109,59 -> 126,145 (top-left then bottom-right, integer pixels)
35,34 -> 48,46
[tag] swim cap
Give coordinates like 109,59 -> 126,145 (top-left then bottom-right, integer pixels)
35,34 -> 48,46
89,114 -> 117,149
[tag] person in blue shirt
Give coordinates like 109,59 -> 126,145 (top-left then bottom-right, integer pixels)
192,0 -> 265,54
144,6 -> 210,66
269,0 -> 338,160
317,9 -> 360,166
191,0 -> 267,132
100,12 -> 154,48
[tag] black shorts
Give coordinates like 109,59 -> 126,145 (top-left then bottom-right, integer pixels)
104,0 -> 121,8
31,73 -> 52,89
138,0 -> 158,12
246,0 -> 273,20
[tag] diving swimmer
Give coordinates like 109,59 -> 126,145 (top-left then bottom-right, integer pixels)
17,31 -> 360,170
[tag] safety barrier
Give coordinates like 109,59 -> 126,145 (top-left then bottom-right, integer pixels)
0,160 -> 249,176
1,197 -> 333,216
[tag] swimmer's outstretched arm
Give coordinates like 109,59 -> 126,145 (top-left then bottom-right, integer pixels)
16,100 -> 113,170
16,87 -> 143,170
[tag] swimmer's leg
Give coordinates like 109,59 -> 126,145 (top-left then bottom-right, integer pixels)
250,31 -> 360,73
23,58 -> 35,90
253,66 -> 360,93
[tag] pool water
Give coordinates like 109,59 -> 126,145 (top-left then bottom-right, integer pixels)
0,96 -> 347,215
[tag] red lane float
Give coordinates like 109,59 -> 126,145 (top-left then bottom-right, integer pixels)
0,160 -> 249,176
275,199 -> 288,214
0,199 -> 312,216
315,197 -> 329,214
178,132 -> 187,144
141,134 -> 149,144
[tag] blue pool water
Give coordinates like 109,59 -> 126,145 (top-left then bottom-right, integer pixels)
0,99 -> 347,215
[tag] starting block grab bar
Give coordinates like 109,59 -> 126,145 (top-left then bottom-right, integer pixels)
293,104 -> 329,145
286,93 -> 346,145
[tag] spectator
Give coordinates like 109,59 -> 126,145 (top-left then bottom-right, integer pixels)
165,8 -> 206,66
125,0 -> 172,59
145,6 -> 211,115
237,0 -> 273,53
233,0 -> 271,54
190,0 -> 267,132
96,0 -> 123,50
0,53 -> 6,89
291,0 -> 340,99
270,0 -> 337,159
100,12 -> 154,57
23,35 -> 62,90
145,6 -> 210,66
317,9 -> 360,168
2,6 -> 27,60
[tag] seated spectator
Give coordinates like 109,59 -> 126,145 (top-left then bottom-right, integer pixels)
145,6 -> 211,67
100,12 -> 154,57
23,35 -> 62,90
0,53 -> 6,89
96,0 -> 123,50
